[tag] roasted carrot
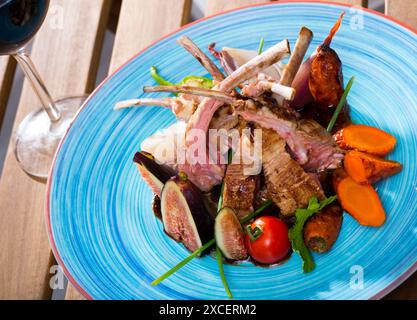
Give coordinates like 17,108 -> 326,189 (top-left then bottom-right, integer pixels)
304,203 -> 343,253
334,124 -> 397,156
334,172 -> 386,227
344,150 -> 402,184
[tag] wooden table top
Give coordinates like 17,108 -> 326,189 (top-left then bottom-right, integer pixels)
0,0 -> 416,300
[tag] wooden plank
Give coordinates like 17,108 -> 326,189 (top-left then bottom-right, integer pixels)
65,0 -> 192,300
206,0 -> 367,15
206,0 -> 266,15
0,57 -> 16,129
109,0 -> 192,73
336,0 -> 367,6
0,0 -> 111,300
386,0 -> 417,30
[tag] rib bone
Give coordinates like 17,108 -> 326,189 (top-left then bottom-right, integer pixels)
258,81 -> 296,101
219,39 -> 290,93
280,27 -> 313,86
177,35 -> 225,82
143,85 -> 236,104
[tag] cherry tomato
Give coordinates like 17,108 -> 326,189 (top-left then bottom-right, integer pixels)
245,216 -> 291,264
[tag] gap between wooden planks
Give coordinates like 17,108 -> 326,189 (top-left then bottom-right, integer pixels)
0,0 -> 112,300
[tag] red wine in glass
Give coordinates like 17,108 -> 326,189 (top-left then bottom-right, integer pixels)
0,0 -> 87,181
0,0 -> 49,54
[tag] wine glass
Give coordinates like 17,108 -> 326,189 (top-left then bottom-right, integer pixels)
0,0 -> 87,181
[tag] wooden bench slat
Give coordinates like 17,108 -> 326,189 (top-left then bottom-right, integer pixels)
206,0 -> 367,15
386,0 -> 417,30
0,0 -> 111,300
0,57 -> 16,130
109,0 -> 192,73
64,0 -> 192,300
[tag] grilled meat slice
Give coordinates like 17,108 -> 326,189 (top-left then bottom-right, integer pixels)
297,119 -> 344,172
239,106 -> 344,172
222,163 -> 258,219
221,120 -> 259,218
262,128 -> 324,217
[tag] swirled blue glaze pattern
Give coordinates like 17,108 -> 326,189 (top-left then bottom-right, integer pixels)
48,2 -> 417,300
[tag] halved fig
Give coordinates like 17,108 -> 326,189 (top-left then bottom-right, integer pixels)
215,207 -> 248,260
133,151 -> 175,196
160,173 -> 214,252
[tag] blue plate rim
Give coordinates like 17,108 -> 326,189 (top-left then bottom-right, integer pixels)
45,0 -> 417,300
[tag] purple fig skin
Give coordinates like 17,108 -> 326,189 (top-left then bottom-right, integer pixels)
161,173 -> 214,252
134,151 -> 177,196
172,174 -> 215,246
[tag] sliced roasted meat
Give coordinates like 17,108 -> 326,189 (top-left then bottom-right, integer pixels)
221,122 -> 259,219
180,40 -> 291,191
238,106 -> 343,171
297,119 -> 344,171
222,164 -> 258,219
238,107 -> 309,165
261,128 -> 324,217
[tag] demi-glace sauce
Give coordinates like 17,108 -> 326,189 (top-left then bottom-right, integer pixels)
151,194 -> 291,268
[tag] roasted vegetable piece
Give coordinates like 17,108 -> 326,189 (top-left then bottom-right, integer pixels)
215,207 -> 248,260
334,124 -> 397,156
288,196 -> 337,273
333,171 -> 386,227
161,173 -> 214,252
245,216 -> 290,265
344,150 -> 402,184
304,203 -> 343,253
133,151 -> 175,196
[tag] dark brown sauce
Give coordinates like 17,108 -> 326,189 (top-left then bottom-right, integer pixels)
298,103 -> 351,134
152,194 -> 292,267
152,195 -> 162,220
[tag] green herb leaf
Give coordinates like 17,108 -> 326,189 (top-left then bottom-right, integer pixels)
240,199 -> 273,224
151,239 -> 216,286
150,66 -> 175,86
258,37 -> 265,55
178,75 -> 213,89
151,66 -> 214,93
216,246 -> 233,299
327,76 -> 355,133
288,196 -> 337,273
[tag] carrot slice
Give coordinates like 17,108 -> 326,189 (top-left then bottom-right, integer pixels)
335,174 -> 386,227
344,150 -> 402,184
334,124 -> 397,156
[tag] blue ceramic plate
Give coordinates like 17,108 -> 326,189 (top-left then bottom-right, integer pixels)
47,1 -> 417,300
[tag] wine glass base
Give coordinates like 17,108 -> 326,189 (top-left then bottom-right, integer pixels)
14,95 -> 87,182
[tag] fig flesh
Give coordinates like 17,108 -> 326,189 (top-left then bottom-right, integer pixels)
215,207 -> 248,260
160,174 -> 214,252
134,151 -> 175,196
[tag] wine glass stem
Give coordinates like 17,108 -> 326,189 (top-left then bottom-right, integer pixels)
13,49 -> 61,122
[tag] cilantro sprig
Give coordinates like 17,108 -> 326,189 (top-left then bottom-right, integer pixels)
288,196 -> 337,273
